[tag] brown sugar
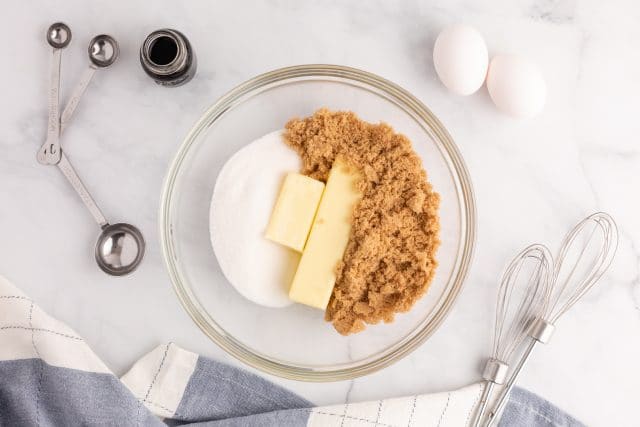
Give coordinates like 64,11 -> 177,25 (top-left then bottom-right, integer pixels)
284,109 -> 440,335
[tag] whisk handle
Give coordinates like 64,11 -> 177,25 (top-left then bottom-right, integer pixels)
471,381 -> 494,427
472,359 -> 509,426
485,340 -> 538,427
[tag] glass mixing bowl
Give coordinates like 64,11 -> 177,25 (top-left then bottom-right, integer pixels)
160,65 -> 476,381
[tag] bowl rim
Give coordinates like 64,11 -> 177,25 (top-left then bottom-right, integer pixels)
159,64 -> 476,381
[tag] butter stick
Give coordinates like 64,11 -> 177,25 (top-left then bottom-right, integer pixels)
265,173 -> 325,252
288,158 -> 363,310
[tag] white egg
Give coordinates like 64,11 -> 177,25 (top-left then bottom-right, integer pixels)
486,54 -> 547,118
433,24 -> 489,96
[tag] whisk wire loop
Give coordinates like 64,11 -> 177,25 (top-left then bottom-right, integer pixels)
492,244 -> 553,363
545,212 -> 618,324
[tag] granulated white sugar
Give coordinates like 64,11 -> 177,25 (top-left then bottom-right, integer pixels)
209,130 -> 300,308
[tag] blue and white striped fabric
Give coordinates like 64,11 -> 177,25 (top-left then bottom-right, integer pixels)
0,275 -> 583,427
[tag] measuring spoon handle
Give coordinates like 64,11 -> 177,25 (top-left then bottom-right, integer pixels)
57,153 -> 108,228
60,65 -> 97,133
37,48 -> 63,165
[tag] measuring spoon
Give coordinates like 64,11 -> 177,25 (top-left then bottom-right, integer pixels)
37,22 -> 71,165
56,155 -> 145,275
37,29 -> 144,275
60,35 -> 119,131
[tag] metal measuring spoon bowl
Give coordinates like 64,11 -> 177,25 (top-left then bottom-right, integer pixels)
95,223 -> 145,276
88,34 -> 119,68
47,22 -> 72,49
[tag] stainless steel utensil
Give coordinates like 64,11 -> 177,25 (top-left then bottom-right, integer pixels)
483,212 -> 618,426
37,22 -> 71,165
56,155 -> 145,276
60,35 -> 119,131
472,244 -> 553,427
37,25 -> 145,275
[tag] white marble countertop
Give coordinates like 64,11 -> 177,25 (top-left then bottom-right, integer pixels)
1,1 -> 639,425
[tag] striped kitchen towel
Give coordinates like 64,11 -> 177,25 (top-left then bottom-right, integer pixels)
0,275 -> 583,426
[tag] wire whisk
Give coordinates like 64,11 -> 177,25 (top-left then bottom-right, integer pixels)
471,244 -> 553,427
542,212 -> 618,324
482,212 -> 618,427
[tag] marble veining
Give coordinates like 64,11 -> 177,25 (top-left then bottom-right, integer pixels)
1,1 -> 639,426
